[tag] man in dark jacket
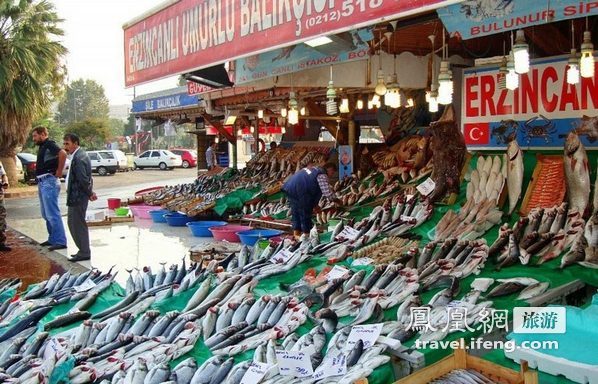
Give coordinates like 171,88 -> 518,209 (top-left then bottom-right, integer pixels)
282,162 -> 338,239
63,133 -> 97,262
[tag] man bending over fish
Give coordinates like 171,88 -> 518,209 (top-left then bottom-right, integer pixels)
282,162 -> 339,239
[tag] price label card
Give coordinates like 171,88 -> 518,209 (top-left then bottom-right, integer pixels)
337,226 -> 359,241
269,249 -> 294,264
416,177 -> 436,196
74,279 -> 96,293
276,350 -> 314,377
326,266 -> 350,282
312,353 -> 347,380
240,362 -> 272,384
345,323 -> 383,350
351,258 -> 373,266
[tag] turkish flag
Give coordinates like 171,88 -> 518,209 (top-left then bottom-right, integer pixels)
464,123 -> 490,145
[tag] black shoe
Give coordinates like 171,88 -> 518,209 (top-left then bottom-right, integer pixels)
67,254 -> 90,262
40,241 -> 51,246
0,245 -> 11,252
48,244 -> 67,251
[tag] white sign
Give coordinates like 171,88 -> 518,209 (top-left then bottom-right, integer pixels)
74,279 -> 96,293
276,350 -> 314,378
345,323 -> 383,350
240,362 -> 272,384
327,266 -> 350,282
312,353 -> 347,380
337,226 -> 359,241
417,178 -> 436,196
513,307 -> 566,334
269,249 -> 294,264
351,258 -> 373,266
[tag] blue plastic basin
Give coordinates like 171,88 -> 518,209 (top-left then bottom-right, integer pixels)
149,209 -> 169,223
236,229 -> 283,246
163,212 -> 193,227
186,221 -> 228,237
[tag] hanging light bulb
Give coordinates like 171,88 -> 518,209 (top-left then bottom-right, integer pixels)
367,99 -> 373,109
372,94 -> 380,104
374,70 -> 387,96
281,127 -> 286,134
407,98 -> 414,108
437,60 -> 453,105
506,51 -> 519,90
300,106 -> 306,116
428,89 -> 439,113
288,92 -> 299,125
250,126 -> 255,133
214,136 -> 219,144
513,29 -> 530,74
326,81 -> 337,115
580,30 -> 595,78
498,56 -> 508,89
356,98 -> 364,110
339,98 -> 349,113
567,48 -> 580,85
257,109 -> 264,119
280,107 -> 287,118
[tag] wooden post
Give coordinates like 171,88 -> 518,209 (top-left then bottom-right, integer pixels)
253,120 -> 259,157
232,124 -> 238,169
348,120 -> 356,150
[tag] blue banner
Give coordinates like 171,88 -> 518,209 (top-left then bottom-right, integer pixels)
235,29 -> 372,84
131,92 -> 200,113
438,0 -> 598,40
339,145 -> 353,180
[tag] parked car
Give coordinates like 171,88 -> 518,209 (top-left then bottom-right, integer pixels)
134,150 -> 182,170
87,151 -> 118,175
98,150 -> 129,170
170,149 -> 197,168
16,152 -> 36,182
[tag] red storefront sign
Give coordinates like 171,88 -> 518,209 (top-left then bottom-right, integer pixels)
187,82 -> 212,95
206,125 -> 283,135
124,0 -> 460,87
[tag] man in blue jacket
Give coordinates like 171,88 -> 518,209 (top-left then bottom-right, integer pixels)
283,162 -> 338,239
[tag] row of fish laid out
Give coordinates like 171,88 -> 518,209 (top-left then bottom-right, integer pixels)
314,195 -> 432,264
351,237 -> 420,265
242,200 -> 289,218
434,198 -> 503,241
0,278 -> 21,299
488,202 -> 598,269
465,154 -> 506,206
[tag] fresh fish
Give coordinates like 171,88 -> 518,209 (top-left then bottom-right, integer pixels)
0,306 -> 52,343
517,282 -> 550,301
487,282 -> 526,298
564,131 -> 591,214
43,311 -> 91,331
183,276 -> 213,312
497,233 -> 520,268
506,140 -> 524,214
561,232 -> 587,268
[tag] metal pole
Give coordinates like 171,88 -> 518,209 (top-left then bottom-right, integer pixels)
232,125 -> 238,169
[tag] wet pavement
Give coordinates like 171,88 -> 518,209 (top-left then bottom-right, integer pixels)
0,230 -> 66,290
4,170 -> 221,287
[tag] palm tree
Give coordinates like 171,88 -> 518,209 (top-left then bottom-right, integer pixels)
0,0 -> 67,185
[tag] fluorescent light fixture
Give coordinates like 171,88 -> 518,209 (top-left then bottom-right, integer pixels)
305,36 -> 333,47
224,115 -> 237,125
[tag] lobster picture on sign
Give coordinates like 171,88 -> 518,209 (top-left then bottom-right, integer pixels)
462,55 -> 598,149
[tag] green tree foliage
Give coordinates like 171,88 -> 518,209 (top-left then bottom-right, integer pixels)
109,118 -> 125,138
67,118 -> 110,149
0,0 -> 67,184
55,79 -> 109,125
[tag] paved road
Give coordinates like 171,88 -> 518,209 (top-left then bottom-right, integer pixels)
6,168 -> 198,220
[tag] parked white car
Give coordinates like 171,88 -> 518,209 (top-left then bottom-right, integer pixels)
134,150 -> 182,170
87,151 -> 119,176
97,150 -> 128,170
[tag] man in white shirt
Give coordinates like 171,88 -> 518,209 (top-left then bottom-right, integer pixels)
206,141 -> 217,170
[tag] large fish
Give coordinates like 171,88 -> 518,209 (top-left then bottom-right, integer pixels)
564,132 -> 590,215
506,140 -> 524,214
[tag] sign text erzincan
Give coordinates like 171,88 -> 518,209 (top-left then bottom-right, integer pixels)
462,56 -> 598,149
123,0 -> 459,87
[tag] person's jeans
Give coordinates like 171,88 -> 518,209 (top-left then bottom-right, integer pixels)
38,176 -> 67,246
287,196 -> 315,233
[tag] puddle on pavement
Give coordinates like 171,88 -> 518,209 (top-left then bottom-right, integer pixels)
0,230 -> 65,290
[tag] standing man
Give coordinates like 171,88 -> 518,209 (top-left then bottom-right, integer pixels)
0,162 -> 11,252
32,126 -> 67,250
206,141 -> 217,170
282,163 -> 339,239
63,133 -> 97,262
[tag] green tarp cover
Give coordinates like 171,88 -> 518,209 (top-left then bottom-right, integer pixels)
214,187 -> 261,216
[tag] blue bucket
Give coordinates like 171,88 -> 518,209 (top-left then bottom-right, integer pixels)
149,209 -> 169,223
163,212 -> 193,227
186,221 -> 228,237
236,229 -> 283,246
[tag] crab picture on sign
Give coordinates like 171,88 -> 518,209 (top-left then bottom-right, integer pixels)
462,55 -> 598,149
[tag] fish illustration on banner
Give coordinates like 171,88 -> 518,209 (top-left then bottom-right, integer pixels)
462,55 -> 598,149
438,1 -> 598,40
236,29 -> 373,84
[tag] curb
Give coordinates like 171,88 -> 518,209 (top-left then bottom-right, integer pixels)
4,190 -> 38,199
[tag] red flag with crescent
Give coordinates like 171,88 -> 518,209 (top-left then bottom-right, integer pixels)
464,123 -> 490,145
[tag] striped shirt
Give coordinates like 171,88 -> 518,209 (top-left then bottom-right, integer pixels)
317,173 -> 334,198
